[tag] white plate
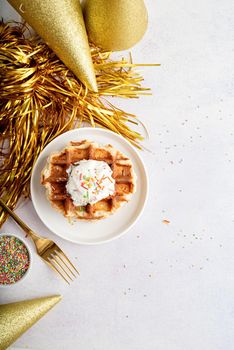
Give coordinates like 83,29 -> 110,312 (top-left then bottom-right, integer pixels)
30,128 -> 148,244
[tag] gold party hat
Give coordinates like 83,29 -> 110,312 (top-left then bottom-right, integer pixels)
0,295 -> 62,350
7,0 -> 97,91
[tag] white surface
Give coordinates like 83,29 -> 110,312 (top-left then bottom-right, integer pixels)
1,0 -> 234,349
31,128 -> 148,244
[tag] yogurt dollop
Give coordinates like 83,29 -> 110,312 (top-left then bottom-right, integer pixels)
66,160 -> 115,206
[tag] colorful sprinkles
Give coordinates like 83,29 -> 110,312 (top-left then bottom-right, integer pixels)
66,160 -> 115,206
80,173 -> 114,197
0,235 -> 30,285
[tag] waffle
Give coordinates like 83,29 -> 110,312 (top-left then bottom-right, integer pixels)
41,140 -> 137,220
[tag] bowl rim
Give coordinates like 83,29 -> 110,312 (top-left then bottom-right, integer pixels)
0,232 -> 32,288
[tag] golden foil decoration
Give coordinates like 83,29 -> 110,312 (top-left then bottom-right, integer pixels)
7,0 -> 97,91
83,0 -> 148,51
0,295 -> 62,350
0,21 -> 160,226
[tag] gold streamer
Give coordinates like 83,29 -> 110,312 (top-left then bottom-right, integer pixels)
7,0 -> 98,91
0,21 -> 160,226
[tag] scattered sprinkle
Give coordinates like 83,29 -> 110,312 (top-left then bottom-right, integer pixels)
162,219 -> 170,224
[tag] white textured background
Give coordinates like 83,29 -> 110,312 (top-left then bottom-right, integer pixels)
1,0 -> 234,349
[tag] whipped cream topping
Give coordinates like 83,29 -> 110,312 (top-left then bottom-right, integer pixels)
66,160 -> 115,206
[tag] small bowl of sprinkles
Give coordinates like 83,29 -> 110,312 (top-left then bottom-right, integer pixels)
0,233 -> 31,287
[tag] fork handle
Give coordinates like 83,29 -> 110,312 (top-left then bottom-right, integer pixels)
0,198 -> 37,238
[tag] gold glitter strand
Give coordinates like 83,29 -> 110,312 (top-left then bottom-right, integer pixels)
0,21 -> 159,226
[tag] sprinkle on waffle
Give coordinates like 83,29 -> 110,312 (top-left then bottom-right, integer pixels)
41,140 -> 137,220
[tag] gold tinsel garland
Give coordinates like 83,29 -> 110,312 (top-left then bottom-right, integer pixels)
0,21 -> 159,226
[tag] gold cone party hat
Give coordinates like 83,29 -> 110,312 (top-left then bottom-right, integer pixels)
7,0 -> 98,91
0,295 -> 62,350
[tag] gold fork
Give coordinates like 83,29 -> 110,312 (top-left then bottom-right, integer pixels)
0,198 -> 79,284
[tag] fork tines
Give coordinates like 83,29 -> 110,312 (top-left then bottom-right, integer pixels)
47,250 -> 79,284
